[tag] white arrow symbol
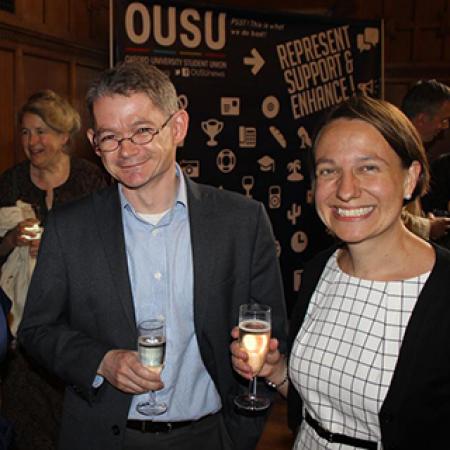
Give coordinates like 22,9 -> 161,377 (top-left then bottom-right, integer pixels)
243,48 -> 265,75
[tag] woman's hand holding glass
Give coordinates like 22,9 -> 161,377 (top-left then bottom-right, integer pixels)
231,326 -> 286,389
231,303 -> 288,410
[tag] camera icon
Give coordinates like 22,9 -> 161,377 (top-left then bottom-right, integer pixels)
180,160 -> 200,178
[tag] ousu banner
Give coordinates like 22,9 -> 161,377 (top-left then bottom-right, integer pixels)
112,0 -> 383,312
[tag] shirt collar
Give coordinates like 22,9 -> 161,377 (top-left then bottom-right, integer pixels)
175,164 -> 188,208
118,163 -> 188,212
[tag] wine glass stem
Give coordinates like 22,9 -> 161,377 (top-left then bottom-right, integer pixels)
149,390 -> 156,406
249,377 -> 257,400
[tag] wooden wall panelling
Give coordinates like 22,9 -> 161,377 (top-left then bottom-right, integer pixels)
0,46 -> 15,170
438,0 -> 450,60
71,0 -> 91,41
13,46 -> 25,163
385,20 -> 414,63
69,58 -> 76,101
45,0 -> 70,35
189,0 -> 334,15
416,30 -> 443,61
18,0 -> 45,27
445,30 -> 450,60
384,80 -> 411,106
383,0 -> 415,63
352,0 -> 383,19
22,54 -> 70,101
73,63 -> 105,163
433,0 -> 449,28
414,0 -> 446,61
0,0 -> 108,52
416,0 -> 447,24
86,0 -> 109,45
415,27 -> 445,62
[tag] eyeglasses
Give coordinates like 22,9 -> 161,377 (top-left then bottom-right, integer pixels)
93,112 -> 176,153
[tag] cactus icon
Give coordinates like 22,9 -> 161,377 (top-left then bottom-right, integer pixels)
287,203 -> 301,225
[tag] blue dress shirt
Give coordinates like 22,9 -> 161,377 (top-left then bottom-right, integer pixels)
120,167 -> 221,420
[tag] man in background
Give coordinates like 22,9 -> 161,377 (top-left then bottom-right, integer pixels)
18,62 -> 287,450
401,79 -> 450,241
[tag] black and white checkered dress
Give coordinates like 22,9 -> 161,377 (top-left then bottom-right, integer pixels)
289,250 -> 430,450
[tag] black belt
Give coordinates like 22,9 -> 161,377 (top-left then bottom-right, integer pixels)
305,410 -> 377,450
126,414 -> 212,433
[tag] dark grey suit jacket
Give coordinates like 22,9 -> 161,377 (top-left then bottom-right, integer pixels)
18,179 -> 287,450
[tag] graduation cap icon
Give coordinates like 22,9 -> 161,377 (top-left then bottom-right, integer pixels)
258,155 -> 275,172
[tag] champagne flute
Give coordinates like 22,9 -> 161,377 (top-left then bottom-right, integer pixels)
21,203 -> 43,241
234,303 -> 271,411
136,319 -> 167,416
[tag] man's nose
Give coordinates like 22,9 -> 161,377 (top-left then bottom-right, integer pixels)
117,137 -> 140,156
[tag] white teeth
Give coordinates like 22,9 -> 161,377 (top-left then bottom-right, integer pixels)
336,207 -> 373,217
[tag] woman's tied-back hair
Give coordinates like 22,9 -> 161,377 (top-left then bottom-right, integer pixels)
86,61 -> 179,123
19,89 -> 81,151
311,95 -> 430,201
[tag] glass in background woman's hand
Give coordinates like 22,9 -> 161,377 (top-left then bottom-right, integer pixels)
14,218 -> 42,257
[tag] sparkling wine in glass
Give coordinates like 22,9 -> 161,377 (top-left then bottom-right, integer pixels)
136,319 -> 167,416
234,303 -> 271,411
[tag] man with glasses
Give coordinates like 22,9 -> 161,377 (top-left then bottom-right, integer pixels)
18,62 -> 287,450
400,79 -> 450,242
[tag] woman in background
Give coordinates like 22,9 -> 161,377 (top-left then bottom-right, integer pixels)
232,95 -> 450,449
0,90 -> 108,450
0,89 -> 107,265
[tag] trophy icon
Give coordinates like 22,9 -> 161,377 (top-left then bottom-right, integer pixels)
242,175 -> 254,198
201,118 -> 224,146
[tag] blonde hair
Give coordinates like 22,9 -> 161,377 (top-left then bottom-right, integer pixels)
19,90 -> 81,149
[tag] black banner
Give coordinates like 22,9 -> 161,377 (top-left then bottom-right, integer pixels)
112,1 -> 383,312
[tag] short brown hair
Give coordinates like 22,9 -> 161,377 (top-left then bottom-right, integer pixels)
86,61 -> 179,124
312,95 -> 430,200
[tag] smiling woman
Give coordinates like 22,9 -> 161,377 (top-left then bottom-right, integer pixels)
231,95 -> 450,450
0,90 -> 108,450
282,98 -> 444,450
308,96 -> 431,277
313,118 -> 421,249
